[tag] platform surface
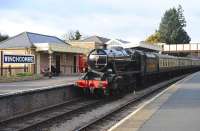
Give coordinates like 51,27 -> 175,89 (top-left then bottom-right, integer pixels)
109,71 -> 200,131
0,76 -> 80,95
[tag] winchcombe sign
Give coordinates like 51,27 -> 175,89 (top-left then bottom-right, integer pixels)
3,54 -> 35,64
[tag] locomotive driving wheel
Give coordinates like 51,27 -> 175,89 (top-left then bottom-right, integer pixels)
94,88 -> 110,97
110,76 -> 122,96
112,81 -> 119,90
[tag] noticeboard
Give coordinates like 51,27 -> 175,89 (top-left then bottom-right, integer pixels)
3,54 -> 35,64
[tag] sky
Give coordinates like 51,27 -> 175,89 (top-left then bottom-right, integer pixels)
0,0 -> 199,42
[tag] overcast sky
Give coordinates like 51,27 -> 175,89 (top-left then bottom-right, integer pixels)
0,0 -> 199,42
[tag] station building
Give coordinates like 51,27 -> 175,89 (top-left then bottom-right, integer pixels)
69,35 -> 110,50
0,32 -> 89,76
105,39 -> 130,49
70,36 -> 162,53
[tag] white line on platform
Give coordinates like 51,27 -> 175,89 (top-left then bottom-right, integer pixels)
0,81 -> 75,87
0,83 -> 75,96
107,74 -> 195,131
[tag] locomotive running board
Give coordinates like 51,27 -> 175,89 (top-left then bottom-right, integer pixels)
116,71 -> 140,75
89,69 -> 104,77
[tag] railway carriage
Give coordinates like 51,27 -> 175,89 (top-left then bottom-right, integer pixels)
76,48 -> 200,96
192,58 -> 200,67
158,54 -> 178,71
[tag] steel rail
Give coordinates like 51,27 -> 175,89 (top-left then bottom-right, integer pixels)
0,97 -> 101,131
75,75 -> 187,131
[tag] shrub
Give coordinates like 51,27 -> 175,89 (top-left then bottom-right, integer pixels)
16,72 -> 33,77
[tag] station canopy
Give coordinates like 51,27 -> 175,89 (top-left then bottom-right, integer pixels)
124,41 -> 162,52
106,39 -> 162,52
0,32 -> 89,54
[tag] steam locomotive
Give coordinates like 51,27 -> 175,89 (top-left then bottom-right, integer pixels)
76,48 -> 200,96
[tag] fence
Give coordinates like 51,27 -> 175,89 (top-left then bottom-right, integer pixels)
40,65 -> 87,76
0,65 -> 86,77
60,65 -> 87,75
0,65 -> 29,76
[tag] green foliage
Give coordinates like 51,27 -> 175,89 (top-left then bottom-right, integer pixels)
0,33 -> 9,42
0,73 -> 42,82
158,5 -> 190,44
145,31 -> 161,44
16,72 -> 33,77
74,30 -> 82,40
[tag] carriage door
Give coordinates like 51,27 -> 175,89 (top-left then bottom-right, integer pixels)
140,54 -> 146,74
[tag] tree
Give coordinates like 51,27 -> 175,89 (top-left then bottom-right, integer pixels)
62,30 -> 75,41
0,33 -> 9,42
145,31 -> 161,44
158,5 -> 190,44
62,30 -> 82,41
74,30 -> 81,40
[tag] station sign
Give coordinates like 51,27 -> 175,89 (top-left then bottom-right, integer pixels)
3,54 -> 35,64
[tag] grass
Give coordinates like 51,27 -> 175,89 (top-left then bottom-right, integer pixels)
16,72 -> 33,77
0,73 -> 42,83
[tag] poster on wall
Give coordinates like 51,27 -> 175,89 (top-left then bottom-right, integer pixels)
3,54 -> 35,64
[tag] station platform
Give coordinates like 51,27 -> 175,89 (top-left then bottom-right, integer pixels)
109,71 -> 200,131
0,75 -> 80,95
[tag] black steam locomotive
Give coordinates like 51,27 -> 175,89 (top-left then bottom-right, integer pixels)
76,48 -> 200,96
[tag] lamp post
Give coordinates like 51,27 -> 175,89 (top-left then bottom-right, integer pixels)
48,50 -> 53,78
1,51 -> 3,76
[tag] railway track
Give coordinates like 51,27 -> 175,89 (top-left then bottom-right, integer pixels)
0,97 -> 103,131
0,75 -> 187,131
75,75 -> 186,131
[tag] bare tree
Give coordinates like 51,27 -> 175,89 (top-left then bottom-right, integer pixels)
62,30 -> 82,41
